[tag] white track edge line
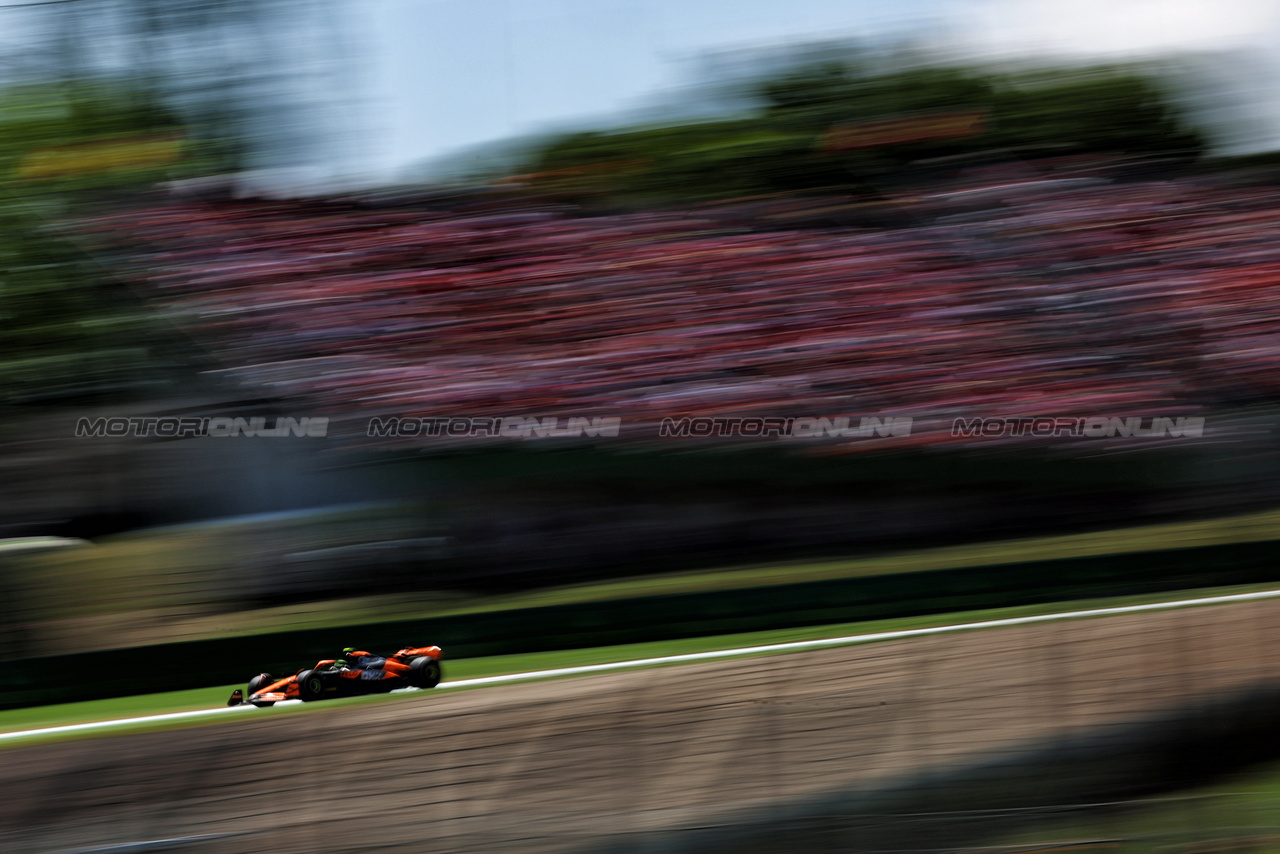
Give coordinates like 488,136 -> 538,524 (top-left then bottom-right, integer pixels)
3,586 -> 1279,742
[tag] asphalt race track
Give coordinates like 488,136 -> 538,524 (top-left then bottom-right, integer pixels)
2,595 -> 1279,853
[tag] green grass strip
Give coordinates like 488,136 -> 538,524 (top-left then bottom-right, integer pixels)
2,579 -> 1278,745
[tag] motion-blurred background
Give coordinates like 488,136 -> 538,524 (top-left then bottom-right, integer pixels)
5,0 -> 1280,851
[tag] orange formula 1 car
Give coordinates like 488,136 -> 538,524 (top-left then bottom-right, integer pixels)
228,645 -> 443,707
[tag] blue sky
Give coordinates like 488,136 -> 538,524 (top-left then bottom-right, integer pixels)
1,0 -> 1274,187
354,0 -> 1280,183
365,0 -> 949,178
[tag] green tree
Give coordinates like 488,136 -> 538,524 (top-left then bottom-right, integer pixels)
0,80 -> 203,404
989,67 -> 1205,158
519,56 -> 1207,205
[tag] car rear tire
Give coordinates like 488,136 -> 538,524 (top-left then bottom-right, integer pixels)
298,669 -> 326,701
409,656 -> 442,689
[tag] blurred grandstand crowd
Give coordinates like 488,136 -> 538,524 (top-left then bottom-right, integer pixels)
85,174 -> 1280,448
